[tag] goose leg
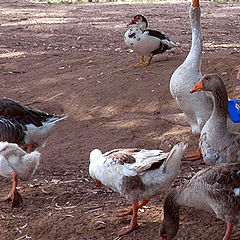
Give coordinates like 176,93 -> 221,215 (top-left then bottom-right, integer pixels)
222,222 -> 233,240
0,171 -> 23,207
95,179 -> 102,186
182,146 -> 202,161
117,199 -> 149,217
118,202 -> 138,236
27,142 -> 33,153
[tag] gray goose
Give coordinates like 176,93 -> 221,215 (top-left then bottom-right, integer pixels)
160,163 -> 240,240
89,143 -> 187,235
0,98 -> 67,152
190,74 -> 240,165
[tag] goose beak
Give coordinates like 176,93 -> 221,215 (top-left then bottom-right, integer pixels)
96,180 -> 102,186
190,79 -> 204,93
192,0 -> 200,7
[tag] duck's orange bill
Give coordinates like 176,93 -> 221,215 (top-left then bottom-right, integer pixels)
161,237 -> 167,240
190,79 -> 204,93
192,0 -> 200,7
96,180 -> 102,186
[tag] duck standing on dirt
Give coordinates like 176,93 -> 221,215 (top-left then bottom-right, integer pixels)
0,141 -> 40,207
190,74 -> 240,165
124,14 -> 179,66
89,142 -> 187,235
160,163 -> 240,240
0,98 -> 67,152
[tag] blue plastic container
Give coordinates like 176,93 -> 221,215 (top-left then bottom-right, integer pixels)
228,99 -> 240,123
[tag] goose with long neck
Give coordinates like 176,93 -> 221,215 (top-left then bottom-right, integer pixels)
169,0 -> 213,160
160,163 -> 240,240
190,74 -> 240,165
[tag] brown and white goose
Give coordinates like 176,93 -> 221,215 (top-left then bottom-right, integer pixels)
124,14 -> 178,66
89,143 -> 187,235
0,98 -> 67,152
190,74 -> 240,165
160,163 -> 240,240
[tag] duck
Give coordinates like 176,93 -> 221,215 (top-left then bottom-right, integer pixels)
124,14 -> 179,67
89,142 -> 187,235
0,141 -> 40,207
0,98 -> 67,152
190,74 -> 240,165
160,162 -> 240,240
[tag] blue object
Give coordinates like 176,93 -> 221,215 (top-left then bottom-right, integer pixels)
228,99 -> 240,123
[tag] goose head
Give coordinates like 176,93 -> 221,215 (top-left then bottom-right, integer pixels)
127,14 -> 148,30
160,220 -> 179,240
190,74 -> 227,95
159,189 -> 180,240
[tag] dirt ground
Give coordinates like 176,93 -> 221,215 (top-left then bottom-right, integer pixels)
0,0 -> 239,239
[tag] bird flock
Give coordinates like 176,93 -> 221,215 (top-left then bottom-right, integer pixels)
90,0 -> 240,239
1,0 -> 239,240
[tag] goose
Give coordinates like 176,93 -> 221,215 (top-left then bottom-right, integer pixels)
0,98 -> 67,152
89,142 -> 187,235
169,0 -> 213,160
160,163 -> 240,240
124,14 -> 178,67
190,74 -> 240,165
169,0 -> 239,160
0,141 -> 40,207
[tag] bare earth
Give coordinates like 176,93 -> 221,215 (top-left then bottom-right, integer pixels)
0,0 -> 239,239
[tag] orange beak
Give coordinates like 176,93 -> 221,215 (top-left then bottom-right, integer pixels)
161,237 -> 167,240
190,79 -> 204,93
96,180 -> 102,187
192,0 -> 199,7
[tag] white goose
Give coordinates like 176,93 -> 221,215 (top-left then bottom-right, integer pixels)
124,14 -> 178,66
170,0 -> 239,160
0,141 -> 40,207
89,143 -> 187,235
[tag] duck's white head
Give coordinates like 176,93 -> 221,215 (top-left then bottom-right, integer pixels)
89,149 -> 102,163
127,14 -> 148,30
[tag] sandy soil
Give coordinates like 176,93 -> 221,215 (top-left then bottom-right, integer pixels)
0,0 -> 239,239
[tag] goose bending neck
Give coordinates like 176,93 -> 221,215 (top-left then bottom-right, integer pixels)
185,6 -> 202,67
160,189 -> 180,239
